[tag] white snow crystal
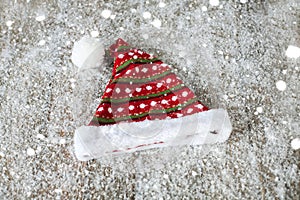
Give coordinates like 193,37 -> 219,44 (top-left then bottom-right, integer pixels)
101,9 -> 111,19
36,134 -> 45,139
35,15 -> 46,22
54,189 -> 62,193
36,146 -> 42,153
291,138 -> 300,150
151,19 -> 162,28
276,80 -> 287,91
6,20 -> 14,27
285,45 -> 300,59
143,11 -> 152,19
240,0 -> 248,3
256,107 -> 263,113
90,30 -> 99,37
27,148 -> 35,156
158,2 -> 166,7
202,6 -> 208,12
59,138 -> 66,144
209,0 -> 220,7
38,40 -> 46,46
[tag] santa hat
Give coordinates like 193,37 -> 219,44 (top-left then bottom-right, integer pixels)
73,38 -> 232,161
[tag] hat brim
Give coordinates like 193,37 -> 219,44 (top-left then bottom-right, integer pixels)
74,109 -> 232,161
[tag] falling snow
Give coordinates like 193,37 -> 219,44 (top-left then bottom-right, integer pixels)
90,30 -> 99,37
209,0 -> 220,7
276,80 -> 287,91
151,19 -> 162,28
143,11 -> 152,19
0,0 -> 299,199
291,138 -> 300,150
285,45 -> 300,59
158,2 -> 166,8
5,20 -> 14,27
35,15 -> 46,21
26,148 -> 35,156
101,9 -> 111,19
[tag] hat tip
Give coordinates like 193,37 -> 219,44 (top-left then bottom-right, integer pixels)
108,38 -> 132,58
